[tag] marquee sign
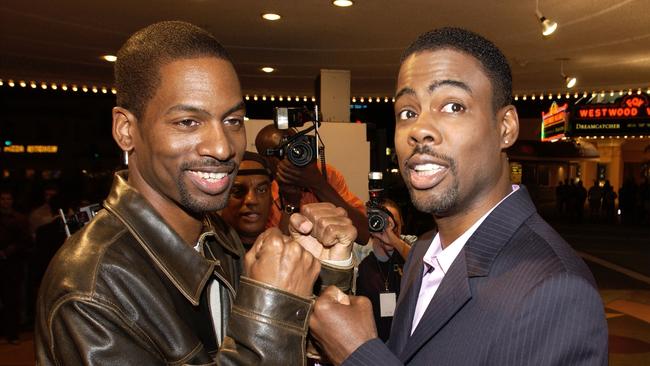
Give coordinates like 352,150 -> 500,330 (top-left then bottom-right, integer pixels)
541,102 -> 568,142
570,95 -> 650,136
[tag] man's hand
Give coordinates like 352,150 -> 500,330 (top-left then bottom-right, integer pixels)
310,286 -> 378,365
276,160 -> 326,190
244,228 -> 320,298
289,202 -> 357,261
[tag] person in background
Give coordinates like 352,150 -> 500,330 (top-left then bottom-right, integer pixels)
309,27 -> 607,366
0,189 -> 31,345
255,124 -> 370,244
220,151 -> 273,250
355,199 -> 414,342
28,185 -> 59,238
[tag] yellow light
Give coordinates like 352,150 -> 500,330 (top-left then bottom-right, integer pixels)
628,89 -> 632,95
287,96 -> 292,101
270,96 -> 275,101
101,87 -> 107,94
565,93 -> 570,98
295,96 -> 299,101
610,91 -> 614,96
279,96 -> 283,101
8,80 -> 15,87
261,13 -> 281,21
619,90 -> 624,95
30,81 -> 37,89
360,97 -> 365,102
41,82 -> 47,89
522,95 -> 527,101
61,84 -> 68,91
352,97 -> 356,103
392,97 -> 395,102
102,55 -> 117,62
333,0 -> 354,7
385,147 -> 391,156
72,85 -> 78,92
245,95 -> 250,100
303,96 -> 307,102
0,79 -> 3,86
261,95 -> 266,101
540,94 -> 544,100
261,67 -> 275,73
19,81 -> 26,87
574,92 -> 578,98
82,86 -> 88,92
92,86 -> 98,93
384,97 -> 389,102
253,95 -> 258,101
311,96 -> 316,102
637,89 -> 642,95
514,95 -> 518,101
531,94 -> 536,100
51,83 -> 57,90
111,88 -> 117,94
368,96 -> 373,103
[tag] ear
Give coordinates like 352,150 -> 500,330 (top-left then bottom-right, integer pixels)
112,107 -> 138,152
498,105 -> 519,149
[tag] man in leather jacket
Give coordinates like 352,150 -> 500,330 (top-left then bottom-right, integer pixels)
35,21 -> 356,365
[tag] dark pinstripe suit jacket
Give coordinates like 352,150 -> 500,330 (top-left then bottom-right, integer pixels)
344,186 -> 608,365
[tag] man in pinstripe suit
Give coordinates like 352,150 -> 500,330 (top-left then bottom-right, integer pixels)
309,27 -> 608,365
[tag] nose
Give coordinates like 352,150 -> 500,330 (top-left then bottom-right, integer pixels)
407,111 -> 441,147
243,187 -> 259,206
197,121 -> 235,161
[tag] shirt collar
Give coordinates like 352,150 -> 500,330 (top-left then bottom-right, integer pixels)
422,185 -> 520,275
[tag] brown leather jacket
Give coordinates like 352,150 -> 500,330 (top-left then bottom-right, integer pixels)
35,171 -> 350,365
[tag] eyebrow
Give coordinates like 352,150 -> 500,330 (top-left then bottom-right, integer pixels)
394,79 -> 472,100
165,100 -> 246,121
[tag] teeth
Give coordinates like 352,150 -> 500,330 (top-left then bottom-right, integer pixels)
413,163 -> 443,172
191,171 -> 227,181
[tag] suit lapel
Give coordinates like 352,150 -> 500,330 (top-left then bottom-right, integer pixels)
399,252 -> 471,362
387,231 -> 434,355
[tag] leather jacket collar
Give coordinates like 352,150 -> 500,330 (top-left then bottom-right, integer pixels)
103,170 -> 216,306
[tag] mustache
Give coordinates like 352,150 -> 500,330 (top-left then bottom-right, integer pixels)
180,158 -> 237,171
404,144 -> 456,171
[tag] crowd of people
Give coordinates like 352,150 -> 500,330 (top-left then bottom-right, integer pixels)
556,177 -> 650,224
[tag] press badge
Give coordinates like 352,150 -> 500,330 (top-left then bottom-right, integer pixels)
380,292 -> 396,317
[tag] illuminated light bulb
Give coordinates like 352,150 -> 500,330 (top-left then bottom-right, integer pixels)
565,93 -> 570,98
101,87 -> 107,94
522,95 -> 527,100
92,86 -> 98,93
41,82 -> 47,89
333,0 -> 354,7
51,83 -> 58,90
72,85 -> 78,92
360,97 -> 365,102
368,96 -> 373,103
574,92 -> 578,98
30,81 -> 37,89
261,13 -> 281,21
619,90 -> 624,95
311,96 -> 316,102
111,88 -> 117,94
628,89 -> 632,95
295,96 -> 300,101
61,84 -> 68,91
260,67 -> 275,73
19,81 -> 26,87
82,86 -> 89,92
287,96 -> 292,101
610,91 -> 614,96
540,94 -> 545,100
0,79 -> 3,86
245,95 -> 250,100
583,92 -> 588,97
531,94 -> 536,100
352,97 -> 356,103
303,96 -> 307,102
253,95 -> 258,101
514,95 -> 518,101
8,80 -> 15,87
102,55 -> 117,62
262,95 -> 266,101
279,96 -> 283,101
270,96 -> 275,101
384,97 -> 389,102
392,97 -> 395,102
557,93 -> 562,99
637,89 -> 642,95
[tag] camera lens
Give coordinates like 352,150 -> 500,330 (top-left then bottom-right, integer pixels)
368,210 -> 387,232
287,137 -> 315,167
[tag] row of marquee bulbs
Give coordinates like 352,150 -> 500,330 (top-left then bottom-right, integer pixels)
3,79 -> 650,103
0,79 -> 116,94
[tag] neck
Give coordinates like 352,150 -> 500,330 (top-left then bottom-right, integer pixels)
435,174 -> 512,249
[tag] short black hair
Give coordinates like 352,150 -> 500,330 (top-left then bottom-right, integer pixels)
115,21 -> 231,119
401,27 -> 512,111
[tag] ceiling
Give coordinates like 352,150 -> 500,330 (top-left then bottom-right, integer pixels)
1,0 -> 649,98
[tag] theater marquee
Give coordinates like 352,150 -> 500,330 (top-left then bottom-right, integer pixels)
570,95 -> 650,136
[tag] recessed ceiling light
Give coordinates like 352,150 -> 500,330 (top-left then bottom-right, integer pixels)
333,0 -> 354,7
261,67 -> 275,73
102,55 -> 117,62
261,13 -> 281,21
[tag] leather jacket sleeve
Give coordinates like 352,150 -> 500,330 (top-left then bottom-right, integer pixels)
217,276 -> 314,366
317,261 -> 355,295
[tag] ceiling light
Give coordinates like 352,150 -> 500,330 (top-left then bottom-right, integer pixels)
535,0 -> 557,37
333,0 -> 354,7
261,67 -> 275,73
261,13 -> 281,21
559,59 -> 577,89
102,55 -> 117,62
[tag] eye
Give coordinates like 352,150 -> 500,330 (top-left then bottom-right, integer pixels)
397,109 -> 417,121
176,119 -> 199,127
230,185 -> 246,199
440,102 -> 465,113
256,184 -> 269,194
223,117 -> 243,129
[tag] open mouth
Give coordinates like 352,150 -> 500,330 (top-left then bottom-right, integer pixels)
187,170 -> 231,195
406,156 -> 450,190
240,211 -> 261,222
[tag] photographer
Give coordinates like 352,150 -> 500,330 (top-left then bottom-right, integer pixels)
255,124 -> 370,245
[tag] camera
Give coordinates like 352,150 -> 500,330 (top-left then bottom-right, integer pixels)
274,107 -> 315,130
265,107 -> 319,167
60,203 -> 102,237
367,172 -> 391,232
